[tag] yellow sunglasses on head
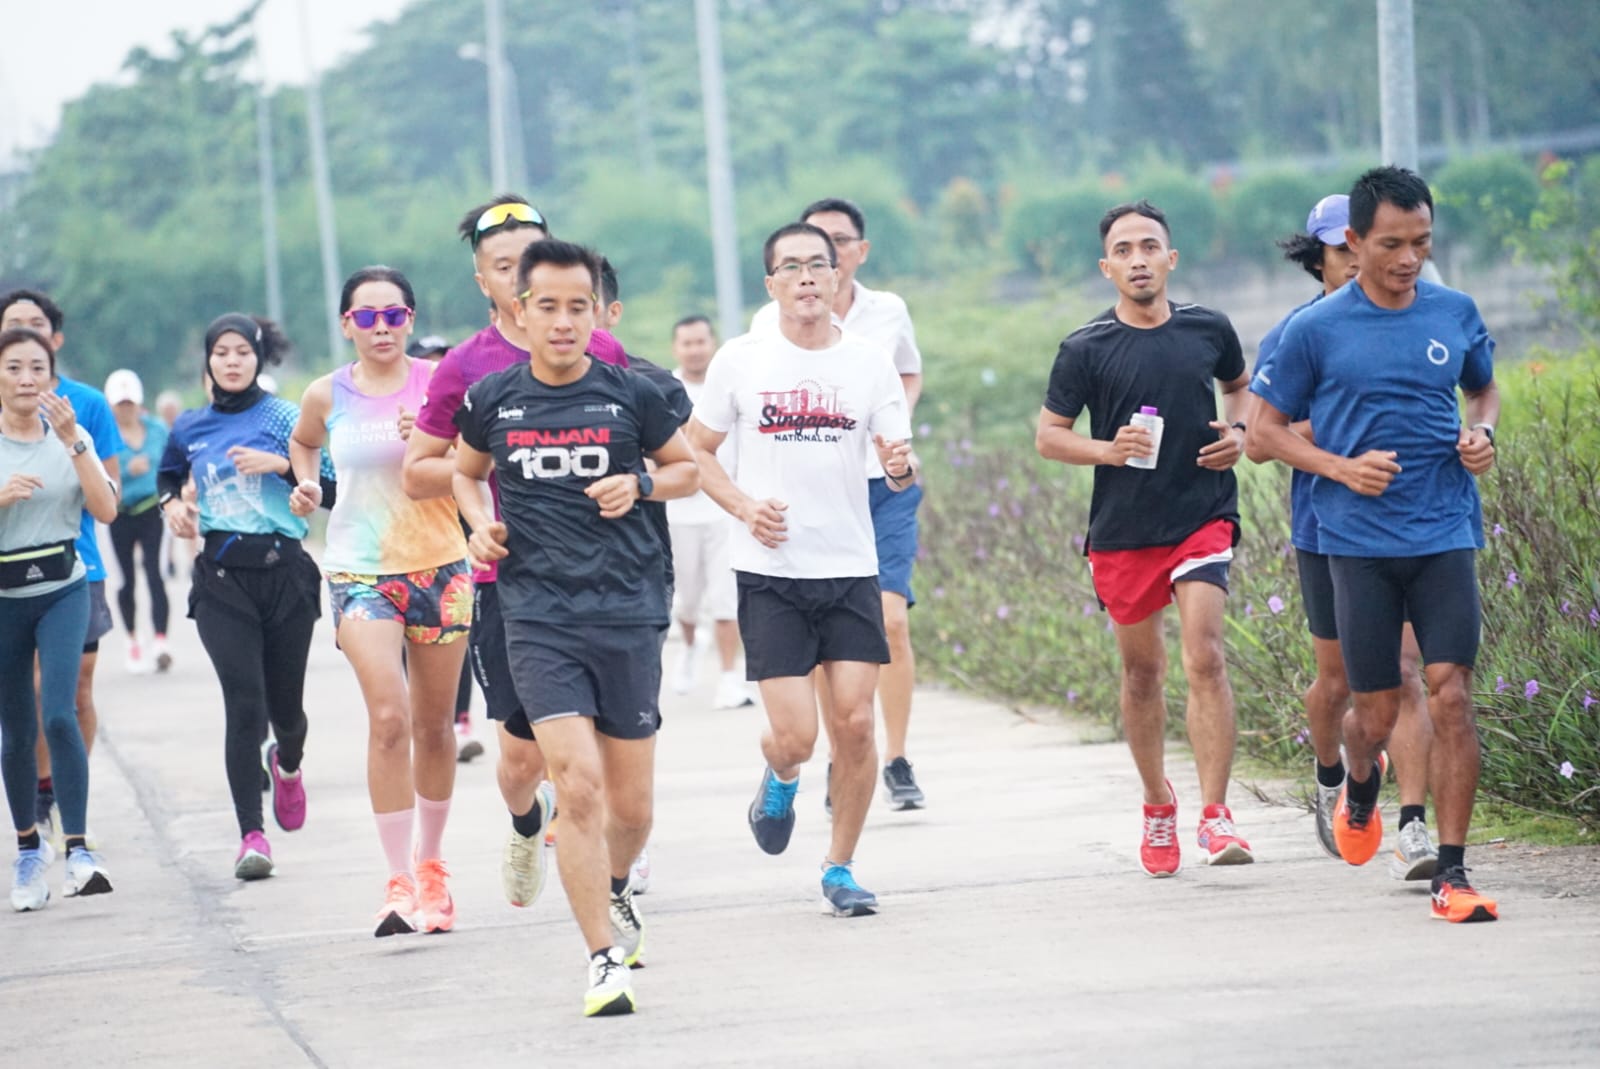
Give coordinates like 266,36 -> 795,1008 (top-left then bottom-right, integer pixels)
472,202 -> 546,247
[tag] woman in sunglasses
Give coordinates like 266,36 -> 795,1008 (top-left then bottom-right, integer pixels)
1,327 -> 119,910
158,314 -> 326,882
288,267 -> 472,937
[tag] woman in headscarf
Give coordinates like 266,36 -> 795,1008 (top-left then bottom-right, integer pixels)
158,314 -> 332,881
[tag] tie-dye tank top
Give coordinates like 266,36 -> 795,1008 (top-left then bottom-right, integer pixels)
322,358 -> 467,575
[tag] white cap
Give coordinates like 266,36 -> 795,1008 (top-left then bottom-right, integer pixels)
104,368 -> 144,406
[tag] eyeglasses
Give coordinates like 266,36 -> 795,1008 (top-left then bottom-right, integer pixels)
473,202 -> 546,247
770,258 -> 836,278
826,234 -> 861,247
343,306 -> 413,330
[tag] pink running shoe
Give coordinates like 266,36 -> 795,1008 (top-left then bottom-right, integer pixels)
235,831 -> 274,881
267,743 -> 306,832
1140,779 -> 1181,878
1197,803 -> 1255,865
415,858 -> 456,934
375,874 -> 419,937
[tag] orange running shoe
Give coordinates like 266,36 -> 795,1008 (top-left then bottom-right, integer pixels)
1332,756 -> 1386,865
415,858 -> 456,933
1431,867 -> 1499,923
1139,779 -> 1181,878
374,874 -> 418,937
544,813 -> 559,848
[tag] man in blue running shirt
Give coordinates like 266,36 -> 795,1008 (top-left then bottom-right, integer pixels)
1248,166 -> 1500,924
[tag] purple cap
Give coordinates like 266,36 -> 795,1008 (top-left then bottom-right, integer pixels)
1306,194 -> 1351,246
1139,405 -> 1159,415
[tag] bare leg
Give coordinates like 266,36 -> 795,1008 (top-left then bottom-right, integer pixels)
599,735 -> 655,884
338,619 -> 414,813
1173,582 -> 1236,807
1424,663 -> 1478,847
713,619 -> 741,673
878,593 -> 915,761
1305,637 -> 1351,769
537,716 -> 613,953
406,640 -> 466,804
820,660 -> 880,863
1390,625 -> 1433,809
1112,611 -> 1169,806
497,725 -> 547,817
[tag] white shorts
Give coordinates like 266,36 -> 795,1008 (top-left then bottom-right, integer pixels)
670,521 -> 738,623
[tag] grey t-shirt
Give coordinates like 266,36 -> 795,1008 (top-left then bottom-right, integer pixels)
0,423 -> 93,598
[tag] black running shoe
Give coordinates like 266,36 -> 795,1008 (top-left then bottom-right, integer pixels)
883,757 -> 925,810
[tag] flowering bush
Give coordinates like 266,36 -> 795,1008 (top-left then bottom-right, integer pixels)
912,352 -> 1600,826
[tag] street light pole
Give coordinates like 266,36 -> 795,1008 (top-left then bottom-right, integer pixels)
694,0 -> 743,339
1377,0 -> 1419,171
298,0 -> 343,364
252,14 -> 284,326
485,0 -> 509,190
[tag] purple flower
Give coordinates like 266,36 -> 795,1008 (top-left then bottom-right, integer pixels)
1561,600 -> 1573,615
932,586 -> 946,599
1590,607 -> 1599,627
1267,595 -> 1285,615
1584,690 -> 1595,710
1066,689 -> 1079,703
1082,602 -> 1096,617
952,642 -> 965,656
917,422 -> 931,438
996,477 -> 1010,491
1072,534 -> 1086,551
974,546 -> 989,561
1104,619 -> 1115,632
1559,760 -> 1575,779
1506,570 -> 1519,588
987,503 -> 1001,517
1294,728 -> 1309,745
1009,501 -> 1024,518
995,604 -> 1011,620
1492,523 -> 1505,536
1028,482 -> 1039,495
1495,676 -> 1508,694
1244,603 -> 1255,618
1525,679 -> 1540,699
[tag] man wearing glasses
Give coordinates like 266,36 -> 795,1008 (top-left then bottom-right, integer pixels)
752,198 -> 929,813
688,223 -> 914,917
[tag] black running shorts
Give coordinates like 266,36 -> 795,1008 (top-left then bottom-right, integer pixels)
1328,549 -> 1480,693
736,572 -> 889,681
505,621 -> 663,741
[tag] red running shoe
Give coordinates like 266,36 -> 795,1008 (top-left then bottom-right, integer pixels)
1140,779 -> 1181,877
1197,804 -> 1254,865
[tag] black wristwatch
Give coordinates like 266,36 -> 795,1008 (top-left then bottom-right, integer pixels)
1471,422 -> 1496,446
1230,421 -> 1247,434
635,471 -> 654,500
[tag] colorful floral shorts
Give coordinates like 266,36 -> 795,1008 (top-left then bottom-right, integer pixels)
327,560 -> 474,645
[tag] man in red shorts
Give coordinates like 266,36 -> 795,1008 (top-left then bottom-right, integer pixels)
1035,200 -> 1254,877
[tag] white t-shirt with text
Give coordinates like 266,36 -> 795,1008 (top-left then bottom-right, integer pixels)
693,328 -> 912,579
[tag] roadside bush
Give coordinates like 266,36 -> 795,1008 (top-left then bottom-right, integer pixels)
1218,169 -> 1328,266
1433,152 -> 1541,264
1002,182 -> 1112,279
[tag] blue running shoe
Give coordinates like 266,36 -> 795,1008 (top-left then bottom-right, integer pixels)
11,841 -> 54,912
748,768 -> 798,855
822,863 -> 878,917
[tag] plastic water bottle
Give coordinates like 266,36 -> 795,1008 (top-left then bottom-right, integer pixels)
1127,406 -> 1163,470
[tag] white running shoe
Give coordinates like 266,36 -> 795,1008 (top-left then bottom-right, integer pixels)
713,672 -> 755,709
1389,819 -> 1439,881
152,635 -> 173,673
125,640 -> 150,675
503,781 -> 555,907
584,947 -> 636,1017
63,847 -> 113,897
609,886 -> 646,967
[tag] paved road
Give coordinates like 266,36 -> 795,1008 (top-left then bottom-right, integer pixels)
3,602 -> 1597,1067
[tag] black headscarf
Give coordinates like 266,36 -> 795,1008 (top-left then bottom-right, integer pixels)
203,313 -> 268,415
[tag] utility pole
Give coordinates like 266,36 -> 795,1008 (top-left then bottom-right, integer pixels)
299,0 -> 343,363
1376,0 -> 1442,282
694,0 -> 743,339
1377,0 -> 1419,171
485,0 -> 510,190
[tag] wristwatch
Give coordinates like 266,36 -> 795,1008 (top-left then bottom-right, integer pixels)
1471,422 -> 1496,446
159,490 -> 178,509
1230,421 -> 1248,434
636,471 -> 654,500
70,438 -> 88,457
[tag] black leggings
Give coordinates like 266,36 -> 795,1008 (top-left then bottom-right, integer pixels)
110,507 -> 169,635
190,549 -> 319,837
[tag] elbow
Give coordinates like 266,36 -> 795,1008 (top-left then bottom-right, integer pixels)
90,501 -> 118,525
400,463 -> 424,501
1244,428 -> 1269,463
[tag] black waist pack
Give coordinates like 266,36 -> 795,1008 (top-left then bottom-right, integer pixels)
0,540 -> 77,590
202,531 -> 297,569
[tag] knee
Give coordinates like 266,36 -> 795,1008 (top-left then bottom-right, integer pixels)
1122,657 -> 1165,700
1430,677 -> 1474,730
369,705 -> 409,751
828,703 -> 875,753
498,737 -> 545,785
882,607 -> 911,650
607,785 -> 653,838
1308,672 -> 1351,713
549,763 -> 604,824
1182,640 -> 1228,689
770,721 -> 818,765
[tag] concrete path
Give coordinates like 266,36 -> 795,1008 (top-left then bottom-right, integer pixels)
3,601 -> 1597,1067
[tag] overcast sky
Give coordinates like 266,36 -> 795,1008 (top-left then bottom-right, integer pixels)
0,0 -> 413,167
